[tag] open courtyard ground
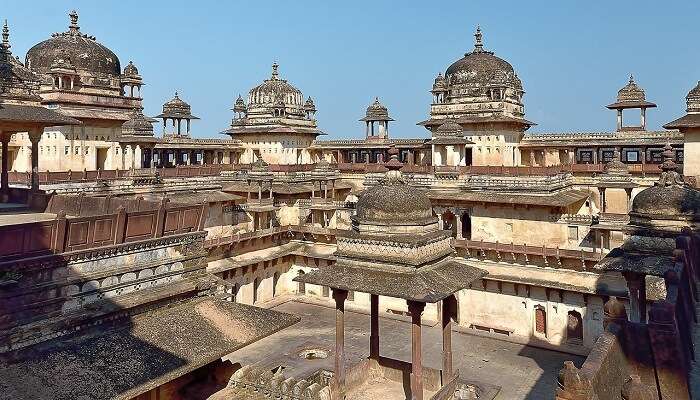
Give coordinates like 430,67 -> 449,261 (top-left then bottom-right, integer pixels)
225,300 -> 584,400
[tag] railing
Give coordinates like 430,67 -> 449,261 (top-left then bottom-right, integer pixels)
558,214 -> 596,225
454,239 -> 603,264
247,198 -> 274,207
203,225 -> 604,268
7,165 -> 241,185
0,202 -> 205,260
7,160 -> 674,186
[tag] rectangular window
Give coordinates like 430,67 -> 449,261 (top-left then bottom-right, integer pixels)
568,226 -> 579,241
75,147 -> 79,155
625,151 -> 639,163
64,146 -> 69,155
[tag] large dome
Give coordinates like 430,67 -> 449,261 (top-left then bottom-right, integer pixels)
248,63 -> 303,107
445,27 -> 522,90
25,11 -> 121,77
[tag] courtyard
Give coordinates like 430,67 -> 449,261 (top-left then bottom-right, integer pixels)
224,300 -> 584,400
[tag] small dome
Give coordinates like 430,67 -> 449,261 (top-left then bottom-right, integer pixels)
361,97 -> 393,122
121,108 -> 153,136
603,149 -> 629,175
432,72 -> 447,91
304,96 -> 316,111
435,120 -> 464,136
686,81 -> 700,113
233,94 -> 247,112
355,169 -> 435,226
159,91 -> 197,119
123,60 -> 139,77
445,27 -> 522,91
616,75 -> 646,103
26,11 -> 121,77
631,143 -> 700,223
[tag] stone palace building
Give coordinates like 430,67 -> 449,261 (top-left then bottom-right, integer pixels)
1,10 -> 700,400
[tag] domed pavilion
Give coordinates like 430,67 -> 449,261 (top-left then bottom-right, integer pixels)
24,10 -> 143,122
418,27 -> 534,167
222,63 -> 324,165
296,148 -> 486,399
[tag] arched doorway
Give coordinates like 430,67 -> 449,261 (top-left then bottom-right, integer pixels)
297,270 -> 306,294
253,277 -> 260,304
534,305 -> 547,337
461,213 -> 471,240
442,210 -> 457,238
273,271 -> 280,297
567,311 -> 583,342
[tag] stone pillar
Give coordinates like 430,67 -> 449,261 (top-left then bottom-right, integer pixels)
29,128 -> 42,192
407,300 -> 426,400
119,143 -> 126,170
617,109 -> 623,131
1,132 -> 9,199
437,213 -> 444,230
442,296 -> 455,381
332,289 -> 348,400
622,271 -> 646,323
130,145 -> 137,169
598,187 -> 606,213
370,294 -> 379,360
455,210 -> 463,240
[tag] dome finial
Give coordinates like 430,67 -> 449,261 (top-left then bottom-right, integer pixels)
69,10 -> 80,33
174,91 -> 179,98
629,74 -> 635,84
474,25 -> 484,52
1,19 -> 9,50
271,62 -> 279,80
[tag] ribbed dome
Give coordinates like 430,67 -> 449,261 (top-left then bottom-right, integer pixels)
617,75 -> 646,103
432,73 -> 447,91
355,171 -> 435,226
160,92 -> 196,118
686,81 -> 700,113
435,120 -> 463,136
361,97 -> 393,121
445,28 -> 521,90
25,11 -> 121,77
248,63 -> 303,107
121,108 -> 153,136
123,61 -> 139,77
233,95 -> 247,112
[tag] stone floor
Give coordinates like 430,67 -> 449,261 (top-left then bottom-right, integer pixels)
224,300 -> 584,400
0,211 -> 55,226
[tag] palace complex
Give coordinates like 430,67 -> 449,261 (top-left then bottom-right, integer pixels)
1,10 -> 700,400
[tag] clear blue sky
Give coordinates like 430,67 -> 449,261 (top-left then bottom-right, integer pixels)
3,1 -> 699,139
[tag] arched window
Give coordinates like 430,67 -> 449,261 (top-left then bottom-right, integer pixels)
273,271 -> 280,297
228,283 -> 238,303
567,311 -> 584,342
253,277 -> 260,304
534,305 -> 547,336
297,270 -> 306,295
